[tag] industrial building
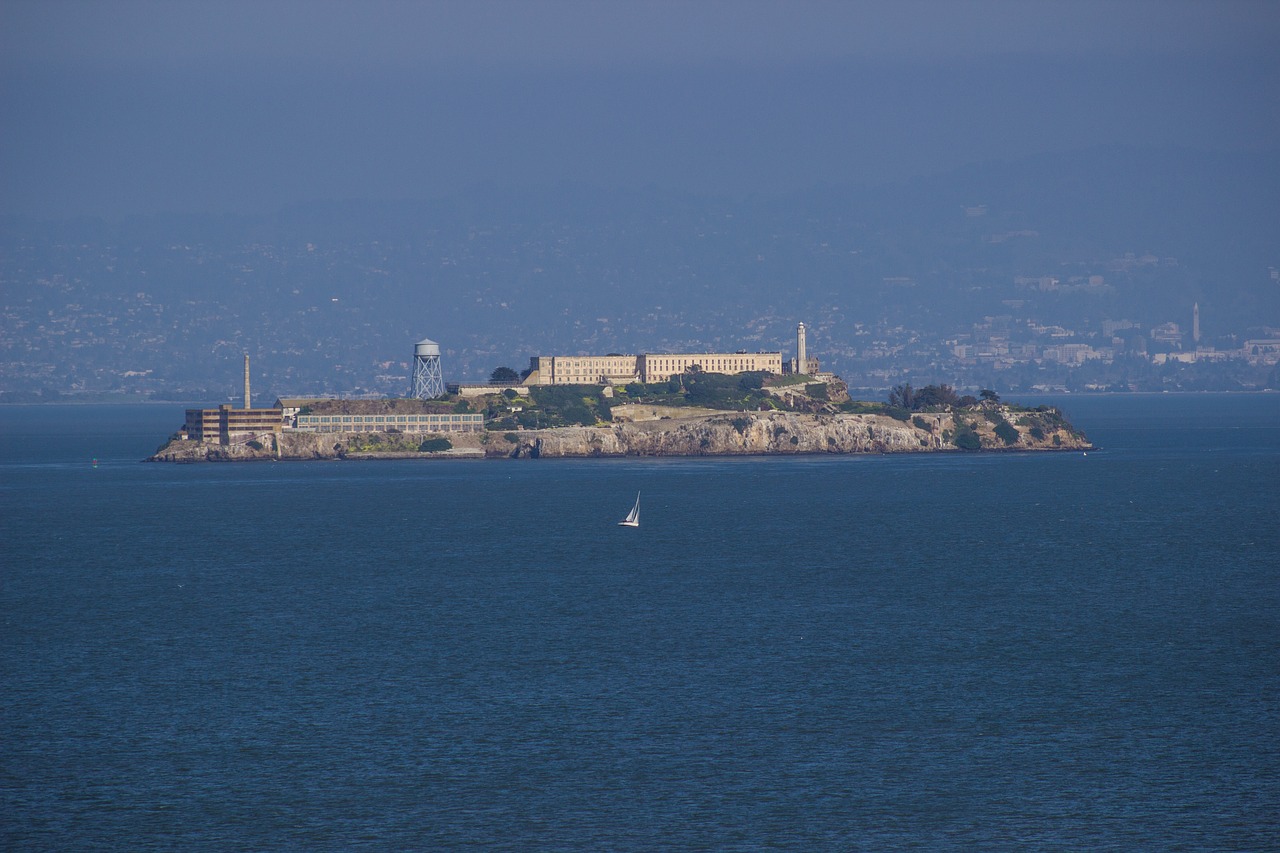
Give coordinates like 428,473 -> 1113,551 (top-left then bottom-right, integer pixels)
182,404 -> 285,445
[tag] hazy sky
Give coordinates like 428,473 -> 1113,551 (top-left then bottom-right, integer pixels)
3,0 -> 1278,217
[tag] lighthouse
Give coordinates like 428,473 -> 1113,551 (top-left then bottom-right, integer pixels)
797,322 -> 808,376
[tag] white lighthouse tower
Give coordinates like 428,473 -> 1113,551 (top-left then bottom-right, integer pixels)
797,322 -> 808,376
411,337 -> 446,399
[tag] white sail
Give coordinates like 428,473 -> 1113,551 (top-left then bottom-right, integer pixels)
618,492 -> 640,527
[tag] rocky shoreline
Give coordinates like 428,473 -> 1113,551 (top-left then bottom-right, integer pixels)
147,407 -> 1091,462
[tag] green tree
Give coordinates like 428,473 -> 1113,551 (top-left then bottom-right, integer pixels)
888,383 -> 914,409
994,419 -> 1019,445
490,366 -> 520,384
914,384 -> 959,409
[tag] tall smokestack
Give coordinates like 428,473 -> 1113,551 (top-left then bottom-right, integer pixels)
243,354 -> 251,409
797,322 -> 807,375
1193,302 -> 1200,345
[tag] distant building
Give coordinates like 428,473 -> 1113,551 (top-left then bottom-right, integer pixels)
1151,322 -> 1184,350
1041,344 -> 1105,366
1242,339 -> 1280,364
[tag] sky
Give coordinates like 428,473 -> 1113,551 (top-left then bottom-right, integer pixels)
2,0 -> 1278,217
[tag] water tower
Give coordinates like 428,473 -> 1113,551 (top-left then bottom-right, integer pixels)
411,337 -> 445,399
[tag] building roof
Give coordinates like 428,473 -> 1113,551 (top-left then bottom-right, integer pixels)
275,397 -> 334,408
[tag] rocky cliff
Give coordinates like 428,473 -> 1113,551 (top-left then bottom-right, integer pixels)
148,406 -> 1089,462
506,408 -> 1087,458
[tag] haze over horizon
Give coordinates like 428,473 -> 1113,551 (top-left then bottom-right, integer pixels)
3,0 -> 1278,218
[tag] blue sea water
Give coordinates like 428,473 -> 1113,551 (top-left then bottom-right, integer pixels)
2,395 -> 1277,850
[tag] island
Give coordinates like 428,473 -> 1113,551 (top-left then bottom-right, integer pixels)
148,374 -> 1091,462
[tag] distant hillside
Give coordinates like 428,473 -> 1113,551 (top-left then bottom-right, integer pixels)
3,146 -> 1277,398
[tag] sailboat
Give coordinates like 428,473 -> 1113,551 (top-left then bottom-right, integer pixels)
618,492 -> 640,527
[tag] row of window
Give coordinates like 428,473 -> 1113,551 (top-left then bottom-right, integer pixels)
298,414 -> 483,424
307,423 -> 480,433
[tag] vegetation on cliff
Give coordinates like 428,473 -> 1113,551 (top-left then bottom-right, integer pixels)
479,370 -> 854,431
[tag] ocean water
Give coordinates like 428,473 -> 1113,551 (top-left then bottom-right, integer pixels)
2,395 -> 1277,850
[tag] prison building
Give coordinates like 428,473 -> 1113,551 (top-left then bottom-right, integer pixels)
292,412 -> 485,434
524,351 -> 782,386
525,354 -> 642,386
637,352 -> 782,384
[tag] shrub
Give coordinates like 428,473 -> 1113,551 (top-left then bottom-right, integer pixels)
246,439 -> 264,451
912,415 -> 930,431
503,432 -> 519,443
994,419 -> 1019,445
684,371 -> 749,409
953,430 -> 982,451
1030,426 -> 1046,441
886,406 -> 911,421
730,416 -> 752,434
418,437 -> 452,453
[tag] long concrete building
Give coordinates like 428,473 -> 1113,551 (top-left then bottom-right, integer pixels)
525,351 -> 783,386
